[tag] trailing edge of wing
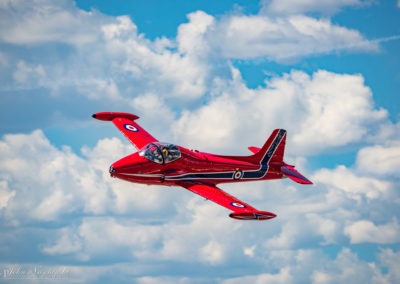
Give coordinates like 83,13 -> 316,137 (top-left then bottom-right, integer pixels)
93,112 -> 158,150
180,182 -> 276,221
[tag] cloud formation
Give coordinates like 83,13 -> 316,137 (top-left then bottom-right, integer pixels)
214,14 -> 377,60
261,0 -> 367,15
0,129 -> 399,282
344,218 -> 400,244
0,0 -> 378,97
356,141 -> 400,177
0,0 -> 384,138
173,69 -> 388,155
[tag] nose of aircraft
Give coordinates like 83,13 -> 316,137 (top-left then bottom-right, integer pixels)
110,154 -> 135,175
109,152 -> 147,176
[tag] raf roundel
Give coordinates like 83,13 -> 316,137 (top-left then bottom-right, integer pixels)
124,124 -> 139,132
233,169 -> 243,180
231,202 -> 246,208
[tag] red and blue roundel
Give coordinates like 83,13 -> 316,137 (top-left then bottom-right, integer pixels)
230,202 -> 246,208
124,124 -> 139,132
233,169 -> 243,180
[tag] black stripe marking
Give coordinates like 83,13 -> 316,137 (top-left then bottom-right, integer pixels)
165,129 -> 286,181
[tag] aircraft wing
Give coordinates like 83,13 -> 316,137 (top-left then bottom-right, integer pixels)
180,182 -> 276,220
92,112 -> 158,150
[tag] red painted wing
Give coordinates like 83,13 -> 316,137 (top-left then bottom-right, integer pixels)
180,182 -> 276,220
181,182 -> 256,212
111,117 -> 158,150
93,112 -> 158,150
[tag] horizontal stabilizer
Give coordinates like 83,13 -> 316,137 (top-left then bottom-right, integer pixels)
281,165 -> 313,184
229,211 -> 276,221
248,146 -> 260,154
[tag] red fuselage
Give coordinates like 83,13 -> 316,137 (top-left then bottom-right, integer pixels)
110,146 -> 284,186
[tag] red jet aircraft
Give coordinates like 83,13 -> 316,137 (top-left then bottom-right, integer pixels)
93,112 -> 312,221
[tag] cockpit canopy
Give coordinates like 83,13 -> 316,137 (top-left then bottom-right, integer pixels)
138,142 -> 181,164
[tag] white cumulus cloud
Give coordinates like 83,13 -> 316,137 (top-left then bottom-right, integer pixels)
356,140 -> 400,177
0,0 -> 107,46
0,0 -> 380,106
314,165 -> 392,201
0,129 -> 399,282
215,14 -> 377,61
262,0 -> 366,15
223,267 -> 292,284
173,68 -> 387,155
344,218 -> 400,244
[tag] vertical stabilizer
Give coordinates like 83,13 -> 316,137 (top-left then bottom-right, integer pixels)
250,129 -> 286,165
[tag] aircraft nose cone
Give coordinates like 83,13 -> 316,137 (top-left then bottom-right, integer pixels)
109,152 -> 143,176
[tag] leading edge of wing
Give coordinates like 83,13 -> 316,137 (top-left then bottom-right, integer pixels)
179,182 -> 276,221
93,112 -> 158,150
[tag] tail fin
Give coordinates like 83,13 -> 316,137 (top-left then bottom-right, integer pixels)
253,129 -> 313,184
250,129 -> 287,165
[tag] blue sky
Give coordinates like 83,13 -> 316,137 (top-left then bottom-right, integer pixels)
0,0 -> 400,283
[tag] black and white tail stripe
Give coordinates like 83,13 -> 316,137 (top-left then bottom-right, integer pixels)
164,129 -> 286,181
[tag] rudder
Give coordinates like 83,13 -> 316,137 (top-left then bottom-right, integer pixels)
250,129 -> 286,165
